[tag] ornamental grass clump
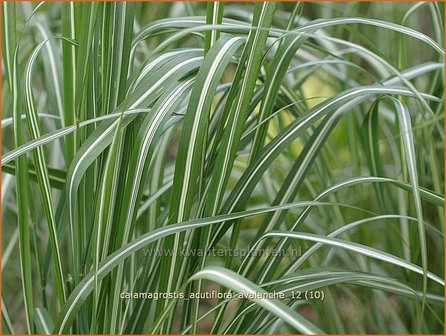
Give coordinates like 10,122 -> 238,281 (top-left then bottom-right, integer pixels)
1,1 -> 444,334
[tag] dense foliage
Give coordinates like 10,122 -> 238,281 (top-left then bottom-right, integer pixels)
2,2 -> 444,334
